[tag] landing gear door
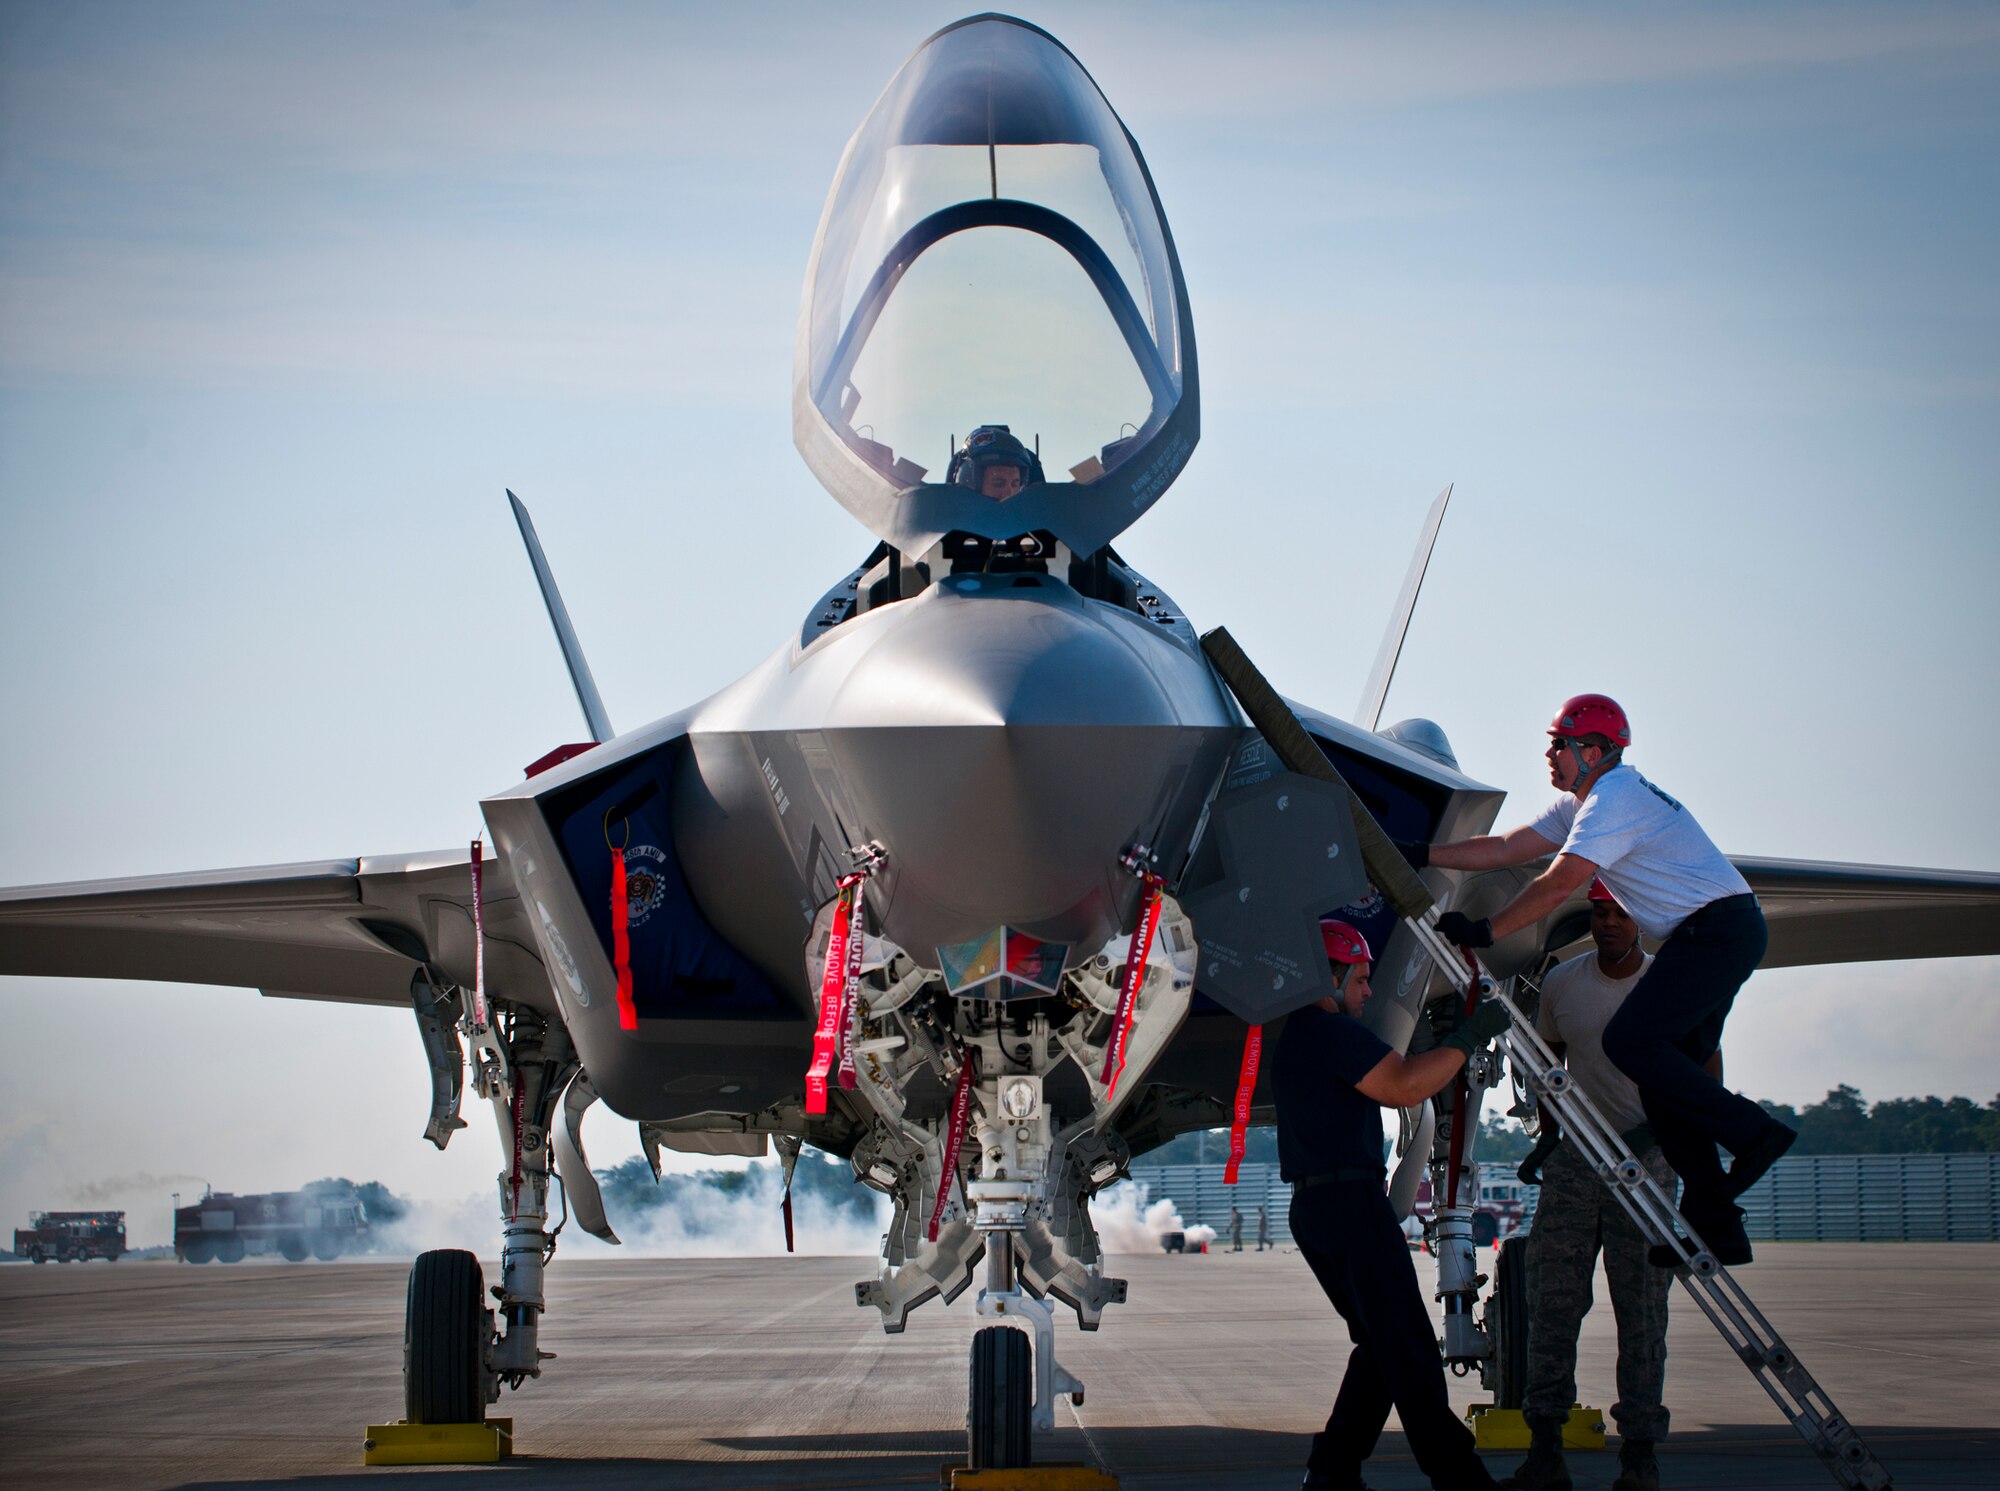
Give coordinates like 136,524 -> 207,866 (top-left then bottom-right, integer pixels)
1176,738 -> 1368,1024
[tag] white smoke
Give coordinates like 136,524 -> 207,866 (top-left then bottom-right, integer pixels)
56,1171 -> 210,1207
0,1116 -> 211,1249
1091,1182 -> 1217,1254
565,1166 -> 889,1258
364,1188 -> 494,1258
367,1166 -> 890,1260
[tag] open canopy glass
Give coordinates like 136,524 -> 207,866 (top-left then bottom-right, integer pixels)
794,15 -> 1199,557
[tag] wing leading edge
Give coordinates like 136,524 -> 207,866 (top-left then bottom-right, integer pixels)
1735,856 -> 2000,968
0,848 -> 548,1009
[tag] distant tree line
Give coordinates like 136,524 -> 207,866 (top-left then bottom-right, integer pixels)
300,1177 -> 406,1224
1759,1086 -> 2000,1155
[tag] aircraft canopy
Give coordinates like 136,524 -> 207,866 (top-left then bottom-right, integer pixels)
794,15 -> 1199,558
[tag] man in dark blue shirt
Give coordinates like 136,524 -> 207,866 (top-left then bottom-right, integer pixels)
1279,918 -> 1513,1491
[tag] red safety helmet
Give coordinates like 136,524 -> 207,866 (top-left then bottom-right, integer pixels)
1549,693 -> 1631,749
1320,918 -> 1373,966
1587,878 -> 1619,903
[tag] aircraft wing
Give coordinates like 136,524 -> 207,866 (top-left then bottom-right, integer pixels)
1734,856 -> 2000,969
0,848 -> 548,1009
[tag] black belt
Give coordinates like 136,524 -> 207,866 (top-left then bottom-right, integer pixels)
1292,1167 -> 1386,1191
1689,893 -> 1760,918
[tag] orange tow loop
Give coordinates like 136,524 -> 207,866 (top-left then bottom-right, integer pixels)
927,1048 -> 978,1242
610,848 -> 638,1031
468,838 -> 491,1028
1443,948 -> 1482,1208
1224,1023 -> 1264,1185
805,872 -> 867,1116
1100,875 -> 1164,1098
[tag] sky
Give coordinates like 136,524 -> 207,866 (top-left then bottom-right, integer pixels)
2,1 -> 1996,1250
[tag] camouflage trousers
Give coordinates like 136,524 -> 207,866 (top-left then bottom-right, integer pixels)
1522,1139 -> 1674,1441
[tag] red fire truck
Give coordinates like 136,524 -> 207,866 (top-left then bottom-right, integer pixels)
14,1210 -> 127,1263
1405,1172 -> 1536,1248
174,1187 -> 370,1263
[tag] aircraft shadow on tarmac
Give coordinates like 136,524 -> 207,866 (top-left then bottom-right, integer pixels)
159,1424 -> 2000,1491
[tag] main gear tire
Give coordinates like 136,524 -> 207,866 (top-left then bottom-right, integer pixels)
404,1249 -> 487,1424
1489,1236 -> 1530,1409
967,1324 -> 1032,1470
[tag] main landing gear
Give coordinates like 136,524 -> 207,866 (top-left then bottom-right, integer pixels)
402,975 -> 579,1425
404,1249 -> 488,1424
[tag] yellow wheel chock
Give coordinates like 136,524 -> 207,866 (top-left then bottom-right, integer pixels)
941,1464 -> 1119,1489
361,1416 -> 512,1465
1465,1403 -> 1605,1452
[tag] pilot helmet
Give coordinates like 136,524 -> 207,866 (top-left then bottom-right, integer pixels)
949,424 -> 1044,495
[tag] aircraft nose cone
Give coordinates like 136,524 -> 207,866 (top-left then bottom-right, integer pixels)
829,573 -> 1200,728
819,575 -> 1235,954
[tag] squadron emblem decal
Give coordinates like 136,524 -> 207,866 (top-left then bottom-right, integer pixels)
622,844 -> 670,928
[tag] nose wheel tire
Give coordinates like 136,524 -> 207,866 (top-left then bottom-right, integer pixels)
404,1248 -> 487,1424
968,1324 -> 1032,1470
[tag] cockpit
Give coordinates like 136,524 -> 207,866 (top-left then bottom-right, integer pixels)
794,15 -> 1200,563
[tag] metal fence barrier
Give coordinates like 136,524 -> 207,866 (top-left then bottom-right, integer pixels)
1121,1164 -> 1294,1245
1126,1153 -> 2000,1247
1737,1152 -> 2000,1241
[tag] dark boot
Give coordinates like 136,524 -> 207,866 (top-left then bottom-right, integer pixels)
1501,1417 -> 1572,1491
1611,1438 -> 1659,1491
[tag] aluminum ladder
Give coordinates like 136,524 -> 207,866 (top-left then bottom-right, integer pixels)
1406,909 -> 1895,1491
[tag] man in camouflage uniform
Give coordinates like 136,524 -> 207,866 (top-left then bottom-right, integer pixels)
1508,881 -> 1683,1491
1517,1135 -> 1675,1489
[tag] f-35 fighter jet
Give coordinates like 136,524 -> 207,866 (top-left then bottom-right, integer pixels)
4,14 -> 1996,1470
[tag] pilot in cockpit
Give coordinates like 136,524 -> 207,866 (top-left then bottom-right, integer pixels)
948,424 -> 1043,501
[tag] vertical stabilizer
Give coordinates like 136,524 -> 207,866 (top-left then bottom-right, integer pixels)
507,490 -> 614,744
1354,484 -> 1452,731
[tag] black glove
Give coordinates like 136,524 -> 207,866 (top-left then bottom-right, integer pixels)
1392,838 -> 1430,871
1443,998 -> 1513,1054
1517,1119 -> 1561,1185
1436,911 -> 1493,948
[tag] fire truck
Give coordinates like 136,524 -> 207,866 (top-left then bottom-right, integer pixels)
174,1187 -> 370,1263
1406,1171 -> 1536,1248
14,1210 -> 127,1263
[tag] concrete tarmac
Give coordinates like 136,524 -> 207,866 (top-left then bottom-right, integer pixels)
2,1244 -> 1993,1490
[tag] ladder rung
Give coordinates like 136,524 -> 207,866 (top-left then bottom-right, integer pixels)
1406,908 -> 1895,1491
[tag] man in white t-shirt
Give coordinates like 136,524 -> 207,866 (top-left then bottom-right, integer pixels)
1505,880 -> 1677,1491
1400,694 -> 1794,1269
